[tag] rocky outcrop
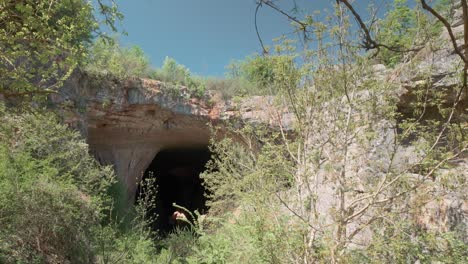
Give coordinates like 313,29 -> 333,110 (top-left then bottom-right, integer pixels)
395,9 -> 467,238
51,5 -> 466,238
53,75 -> 216,199
53,73 -> 294,200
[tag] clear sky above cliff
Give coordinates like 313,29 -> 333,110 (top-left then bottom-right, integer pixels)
115,0 -> 373,77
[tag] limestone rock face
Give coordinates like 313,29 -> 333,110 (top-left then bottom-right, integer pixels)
54,75 -> 219,199
54,73 -> 294,200
395,5 -> 468,117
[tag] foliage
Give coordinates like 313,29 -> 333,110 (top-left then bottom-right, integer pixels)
0,0 -> 122,98
204,77 -> 257,100
152,57 -> 193,85
0,108 -> 160,263
193,2 -> 467,263
187,206 -> 307,264
0,108 -> 111,262
374,0 -> 445,66
348,221 -> 467,263
85,37 -> 151,79
149,56 -> 276,100
227,53 -> 300,95
151,57 -> 207,98
92,225 -> 157,264
86,44 -> 212,99
155,229 -> 198,263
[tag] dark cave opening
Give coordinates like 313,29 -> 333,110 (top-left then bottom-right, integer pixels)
136,147 -> 211,234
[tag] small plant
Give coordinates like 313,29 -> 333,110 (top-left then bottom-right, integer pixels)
171,203 -> 207,235
102,98 -> 112,108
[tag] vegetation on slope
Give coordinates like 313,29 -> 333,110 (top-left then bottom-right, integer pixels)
0,0 -> 466,263
0,108 -> 160,263
84,38 -> 262,100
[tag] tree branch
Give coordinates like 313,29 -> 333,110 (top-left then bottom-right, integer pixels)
259,0 -> 308,31
255,2 -> 268,55
420,0 -> 468,64
257,0 -> 310,45
337,0 -> 423,54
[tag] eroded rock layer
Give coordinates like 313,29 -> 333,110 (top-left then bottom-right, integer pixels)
54,76 -> 220,199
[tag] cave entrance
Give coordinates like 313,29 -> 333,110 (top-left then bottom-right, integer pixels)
137,147 -> 211,234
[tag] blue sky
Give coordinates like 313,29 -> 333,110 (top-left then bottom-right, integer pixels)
115,0 -> 374,77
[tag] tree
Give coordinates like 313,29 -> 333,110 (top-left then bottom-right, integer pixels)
336,0 -> 466,94
85,37 -> 151,79
194,1 -> 467,263
0,0 -> 122,98
227,53 -> 299,95
151,57 -> 208,98
152,56 -> 193,84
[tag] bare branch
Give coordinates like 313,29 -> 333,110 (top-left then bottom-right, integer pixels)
259,0 -> 308,32
275,192 -> 322,232
255,2 -> 268,55
257,0 -> 310,44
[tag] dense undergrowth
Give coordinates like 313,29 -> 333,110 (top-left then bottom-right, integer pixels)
0,107 -> 465,263
0,108 -> 161,263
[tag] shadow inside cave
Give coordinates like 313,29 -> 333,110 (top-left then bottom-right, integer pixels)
136,147 -> 211,235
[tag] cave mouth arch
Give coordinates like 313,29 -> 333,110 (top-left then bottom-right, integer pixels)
136,147 -> 211,234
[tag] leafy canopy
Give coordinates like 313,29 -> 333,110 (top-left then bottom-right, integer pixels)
0,0 -> 122,97
374,0 -> 445,66
85,37 -> 151,79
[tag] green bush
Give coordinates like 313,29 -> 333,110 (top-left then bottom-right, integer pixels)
0,107 -> 158,263
348,222 -> 468,263
92,225 -> 157,264
204,77 -> 257,100
0,108 -> 111,262
0,0 -> 121,96
375,0 -> 446,66
154,229 -> 198,263
151,57 -> 207,98
188,216 -> 294,264
152,57 -> 192,85
85,37 -> 152,79
227,54 -> 299,95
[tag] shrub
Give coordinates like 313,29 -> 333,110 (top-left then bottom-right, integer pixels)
85,37 -> 151,79
374,0 -> 446,66
204,77 -> 258,100
152,57 -> 192,85
0,108 -> 113,262
0,107 -> 158,263
348,221 -> 468,263
226,54 -> 299,95
0,0 -> 121,96
151,57 -> 207,98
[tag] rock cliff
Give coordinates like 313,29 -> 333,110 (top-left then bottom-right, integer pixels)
53,73 -> 295,200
